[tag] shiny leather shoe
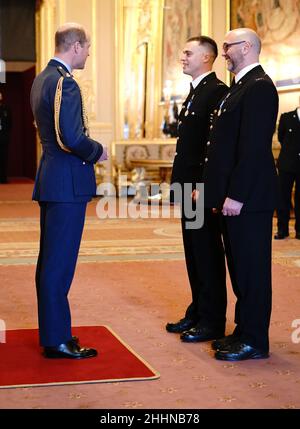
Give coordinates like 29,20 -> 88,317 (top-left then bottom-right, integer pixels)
180,326 -> 224,343
211,334 -> 238,351
166,318 -> 196,333
215,341 -> 269,361
44,340 -> 98,359
274,232 -> 289,240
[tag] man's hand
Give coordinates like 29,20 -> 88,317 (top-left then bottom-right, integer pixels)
222,197 -> 243,216
98,145 -> 108,162
191,189 -> 200,202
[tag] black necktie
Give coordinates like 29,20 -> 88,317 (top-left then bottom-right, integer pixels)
186,83 -> 194,102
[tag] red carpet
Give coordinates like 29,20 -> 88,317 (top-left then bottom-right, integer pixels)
0,326 -> 159,389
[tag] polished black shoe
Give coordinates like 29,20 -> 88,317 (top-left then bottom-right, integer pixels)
72,335 -> 79,344
274,232 -> 289,240
211,334 -> 238,351
44,340 -> 98,359
215,341 -> 269,361
295,232 -> 300,240
180,326 -> 224,343
166,318 -> 196,333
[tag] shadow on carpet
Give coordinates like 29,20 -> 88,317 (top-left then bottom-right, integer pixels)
0,326 -> 160,389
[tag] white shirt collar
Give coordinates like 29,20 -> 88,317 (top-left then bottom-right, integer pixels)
192,71 -> 213,89
235,63 -> 260,83
297,107 -> 300,121
52,57 -> 72,74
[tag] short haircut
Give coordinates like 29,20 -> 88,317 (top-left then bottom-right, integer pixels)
55,25 -> 88,53
187,36 -> 218,59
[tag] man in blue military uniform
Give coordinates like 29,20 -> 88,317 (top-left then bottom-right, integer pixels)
31,23 -> 107,359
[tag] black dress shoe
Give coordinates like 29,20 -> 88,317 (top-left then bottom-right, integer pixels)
72,336 -> 79,344
211,334 -> 238,351
44,340 -> 98,359
215,341 -> 269,361
274,232 -> 289,240
166,318 -> 196,333
180,326 -> 224,343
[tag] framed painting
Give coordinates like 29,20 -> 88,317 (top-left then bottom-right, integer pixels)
230,0 -> 300,91
162,0 -> 202,100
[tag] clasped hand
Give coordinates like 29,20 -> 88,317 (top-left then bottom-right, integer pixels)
222,197 -> 243,216
98,145 -> 108,162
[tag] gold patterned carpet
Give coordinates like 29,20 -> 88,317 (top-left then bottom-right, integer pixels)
0,184 -> 300,409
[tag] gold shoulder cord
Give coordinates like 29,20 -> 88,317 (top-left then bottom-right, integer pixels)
54,76 -> 71,153
76,80 -> 90,137
54,77 -> 90,152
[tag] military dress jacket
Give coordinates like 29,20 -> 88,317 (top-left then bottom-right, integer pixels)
171,72 -> 228,187
277,109 -> 300,173
203,65 -> 279,211
30,59 -> 103,202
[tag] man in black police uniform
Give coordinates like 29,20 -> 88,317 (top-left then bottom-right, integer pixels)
166,36 -> 229,342
203,28 -> 279,361
31,23 -> 107,359
0,91 -> 11,184
275,98 -> 300,240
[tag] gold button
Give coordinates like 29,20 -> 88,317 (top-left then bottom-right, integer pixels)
205,158 -> 208,162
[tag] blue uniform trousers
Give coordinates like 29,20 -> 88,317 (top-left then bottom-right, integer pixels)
36,202 -> 87,346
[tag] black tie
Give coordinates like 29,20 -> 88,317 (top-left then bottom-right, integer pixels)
186,83 -> 194,102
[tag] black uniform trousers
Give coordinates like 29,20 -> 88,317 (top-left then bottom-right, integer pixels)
36,201 -> 87,347
182,208 -> 226,331
277,169 -> 300,235
221,211 -> 273,352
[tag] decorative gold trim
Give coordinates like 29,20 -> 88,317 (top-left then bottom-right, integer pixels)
54,76 -> 71,152
225,0 -> 231,86
201,0 -> 213,36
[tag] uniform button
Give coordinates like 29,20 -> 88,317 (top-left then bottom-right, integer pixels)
199,162 -> 203,166
179,121 -> 182,125
207,141 -> 211,146
174,152 -> 178,156
223,108 -> 227,112
210,125 -> 213,130
83,162 -> 86,165
205,158 -> 208,163
191,112 -> 195,115
289,129 -> 292,132
214,109 -> 218,114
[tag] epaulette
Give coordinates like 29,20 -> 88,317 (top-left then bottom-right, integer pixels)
57,66 -> 72,78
